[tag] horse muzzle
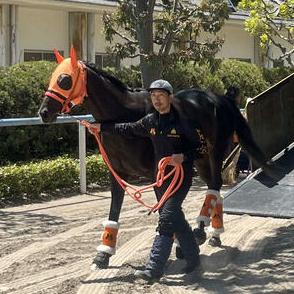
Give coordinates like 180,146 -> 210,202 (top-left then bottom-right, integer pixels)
39,103 -> 59,123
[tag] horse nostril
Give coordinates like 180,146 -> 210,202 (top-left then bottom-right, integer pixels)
39,109 -> 48,121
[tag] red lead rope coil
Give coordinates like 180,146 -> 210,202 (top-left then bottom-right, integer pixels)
81,120 -> 184,214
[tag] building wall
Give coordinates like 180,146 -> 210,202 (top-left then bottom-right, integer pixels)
94,11 -> 138,67
217,22 -> 255,62
1,3 -> 292,68
17,6 -> 69,62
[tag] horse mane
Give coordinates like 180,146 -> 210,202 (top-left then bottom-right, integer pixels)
85,62 -> 128,93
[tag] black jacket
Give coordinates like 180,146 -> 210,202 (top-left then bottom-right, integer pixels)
101,106 -> 201,164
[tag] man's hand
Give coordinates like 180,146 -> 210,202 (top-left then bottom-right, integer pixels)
169,153 -> 184,166
89,123 -> 101,135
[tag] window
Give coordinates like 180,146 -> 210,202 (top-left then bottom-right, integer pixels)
273,59 -> 284,68
24,50 -> 64,62
95,53 -> 120,69
230,58 -> 252,63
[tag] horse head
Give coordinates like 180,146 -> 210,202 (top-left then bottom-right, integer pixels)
39,47 -> 87,123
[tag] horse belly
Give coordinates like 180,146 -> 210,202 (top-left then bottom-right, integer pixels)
102,134 -> 154,180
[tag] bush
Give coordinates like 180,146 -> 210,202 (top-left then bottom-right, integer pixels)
0,61 -> 82,164
262,67 -> 294,86
104,65 -> 142,88
0,124 -> 79,164
0,154 -> 109,207
163,62 -> 225,95
0,61 -> 56,118
216,59 -> 269,106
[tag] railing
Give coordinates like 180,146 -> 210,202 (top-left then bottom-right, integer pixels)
0,115 -> 94,194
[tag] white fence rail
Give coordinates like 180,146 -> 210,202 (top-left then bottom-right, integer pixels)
0,115 -> 94,193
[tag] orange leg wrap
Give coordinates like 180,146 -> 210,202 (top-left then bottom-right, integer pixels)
199,194 -> 217,218
102,227 -> 118,248
211,201 -> 224,230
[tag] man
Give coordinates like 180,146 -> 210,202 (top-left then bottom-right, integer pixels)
90,80 -> 200,281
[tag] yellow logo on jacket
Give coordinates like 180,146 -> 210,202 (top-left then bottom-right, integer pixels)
167,128 -> 180,138
170,128 -> 177,134
150,128 -> 156,135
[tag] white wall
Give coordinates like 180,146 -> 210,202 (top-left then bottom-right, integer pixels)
217,22 -> 255,62
7,4 -> 292,67
94,12 -> 138,67
17,6 -> 69,61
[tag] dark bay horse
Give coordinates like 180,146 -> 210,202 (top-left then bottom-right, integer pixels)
39,48 -> 274,268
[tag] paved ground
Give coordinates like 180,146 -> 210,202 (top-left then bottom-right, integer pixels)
0,178 -> 293,294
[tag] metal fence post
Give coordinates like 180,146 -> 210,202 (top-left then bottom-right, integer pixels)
79,121 -> 87,193
0,115 -> 94,194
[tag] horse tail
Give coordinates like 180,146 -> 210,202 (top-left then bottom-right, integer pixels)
232,104 -> 268,168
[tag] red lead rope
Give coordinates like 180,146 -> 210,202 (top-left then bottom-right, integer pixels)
80,120 -> 184,214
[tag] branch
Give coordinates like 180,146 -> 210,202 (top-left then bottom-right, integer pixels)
268,0 -> 282,6
128,52 -> 147,58
260,17 -> 291,43
173,0 -> 179,12
261,0 -> 280,19
113,30 -> 138,44
158,31 -> 173,56
280,47 -> 294,59
265,47 -> 294,67
148,0 -> 156,14
267,34 -> 286,53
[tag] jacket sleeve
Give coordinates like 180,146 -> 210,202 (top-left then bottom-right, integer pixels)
100,116 -> 150,137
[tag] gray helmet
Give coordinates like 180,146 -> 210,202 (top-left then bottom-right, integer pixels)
148,79 -> 173,94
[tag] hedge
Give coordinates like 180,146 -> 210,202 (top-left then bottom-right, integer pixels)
163,62 -> 225,95
216,59 -> 270,107
0,61 -> 84,164
262,67 -> 294,86
0,154 -> 109,207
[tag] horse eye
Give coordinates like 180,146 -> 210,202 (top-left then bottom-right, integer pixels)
57,74 -> 72,90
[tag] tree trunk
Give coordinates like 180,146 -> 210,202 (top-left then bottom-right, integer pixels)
135,0 -> 160,88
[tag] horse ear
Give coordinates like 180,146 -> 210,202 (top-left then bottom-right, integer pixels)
54,49 -> 64,64
70,46 -> 78,69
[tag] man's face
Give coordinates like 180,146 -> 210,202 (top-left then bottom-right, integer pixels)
150,90 -> 172,114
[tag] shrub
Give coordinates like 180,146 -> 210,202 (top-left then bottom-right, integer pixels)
0,61 -> 56,118
216,59 -> 269,106
163,62 -> 225,95
104,65 -> 142,88
262,67 -> 294,86
0,154 -> 109,207
0,61 -> 82,164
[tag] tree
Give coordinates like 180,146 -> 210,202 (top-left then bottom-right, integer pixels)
231,0 -> 241,6
239,0 -> 294,67
103,0 -> 229,87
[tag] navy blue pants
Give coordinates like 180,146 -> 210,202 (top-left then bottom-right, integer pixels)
154,161 -> 193,236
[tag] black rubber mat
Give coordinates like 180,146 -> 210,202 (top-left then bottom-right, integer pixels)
224,142 -> 294,218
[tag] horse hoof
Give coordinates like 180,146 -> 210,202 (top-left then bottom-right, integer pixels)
208,236 -> 222,247
175,246 -> 185,259
91,252 -> 111,269
193,228 -> 207,245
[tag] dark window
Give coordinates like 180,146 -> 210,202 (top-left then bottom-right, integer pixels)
95,53 -> 120,69
230,58 -> 252,63
24,50 -> 64,62
95,54 -> 103,68
273,59 -> 284,68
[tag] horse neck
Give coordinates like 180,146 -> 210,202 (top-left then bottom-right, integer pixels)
86,68 -> 147,122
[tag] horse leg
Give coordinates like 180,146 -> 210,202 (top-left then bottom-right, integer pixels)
193,157 -> 212,245
92,174 -> 125,269
205,141 -> 228,247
